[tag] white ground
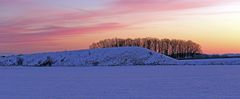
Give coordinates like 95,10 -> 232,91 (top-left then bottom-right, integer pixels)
1,47 -> 240,66
1,66 -> 240,99
0,47 -> 176,66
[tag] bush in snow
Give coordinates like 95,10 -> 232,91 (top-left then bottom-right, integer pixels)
16,57 -> 24,66
39,56 -> 55,66
92,61 -> 99,66
60,57 -> 66,62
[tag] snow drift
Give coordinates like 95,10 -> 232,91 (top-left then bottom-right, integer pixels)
0,47 -> 176,66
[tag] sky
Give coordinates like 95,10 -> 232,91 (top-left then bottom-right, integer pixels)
0,0 -> 240,54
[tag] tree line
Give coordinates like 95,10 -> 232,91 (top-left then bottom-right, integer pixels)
89,38 -> 202,59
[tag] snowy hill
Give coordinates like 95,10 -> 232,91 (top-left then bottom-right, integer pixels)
0,47 -> 176,66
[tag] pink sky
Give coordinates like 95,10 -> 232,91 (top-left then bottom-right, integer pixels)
0,0 -> 240,54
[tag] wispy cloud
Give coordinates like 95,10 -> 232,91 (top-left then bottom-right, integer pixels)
109,0 -> 236,13
0,0 -> 239,53
0,22 -> 127,43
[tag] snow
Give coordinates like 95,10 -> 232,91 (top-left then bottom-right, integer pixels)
180,58 -> 240,65
1,47 -> 240,98
0,47 -> 176,66
0,47 -> 240,66
0,66 -> 240,99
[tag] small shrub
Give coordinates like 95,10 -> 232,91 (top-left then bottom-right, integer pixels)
92,61 -> 99,66
60,57 -> 66,62
16,57 -> 24,66
149,52 -> 153,55
39,56 -> 54,66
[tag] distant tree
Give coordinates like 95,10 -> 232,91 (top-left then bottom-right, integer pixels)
89,38 -> 202,59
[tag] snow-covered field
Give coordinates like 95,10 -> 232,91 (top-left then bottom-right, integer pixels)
180,58 -> 240,65
1,47 -> 240,66
1,66 -> 240,99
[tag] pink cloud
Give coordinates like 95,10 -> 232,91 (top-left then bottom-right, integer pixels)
51,23 -> 127,35
1,0 -> 239,53
2,10 -> 94,26
2,0 -> 234,33
110,0 -> 237,13
1,0 -> 236,44
0,23 -> 127,43
1,0 -> 237,27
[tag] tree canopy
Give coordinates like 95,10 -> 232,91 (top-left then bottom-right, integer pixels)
90,38 -> 202,59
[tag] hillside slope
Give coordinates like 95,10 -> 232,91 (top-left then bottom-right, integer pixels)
0,47 -> 176,66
